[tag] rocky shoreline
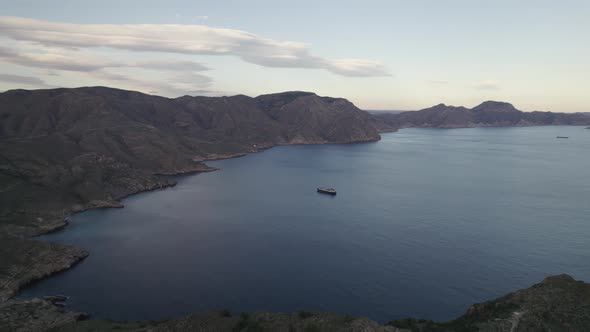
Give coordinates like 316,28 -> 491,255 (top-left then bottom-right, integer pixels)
0,236 -> 88,302
1,274 -> 589,331
0,153 -> 239,303
0,136 -> 381,325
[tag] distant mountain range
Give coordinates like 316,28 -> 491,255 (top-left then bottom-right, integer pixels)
373,101 -> 590,129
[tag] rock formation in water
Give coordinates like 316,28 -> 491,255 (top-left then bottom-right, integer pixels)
2,274 -> 588,331
372,101 -> 590,129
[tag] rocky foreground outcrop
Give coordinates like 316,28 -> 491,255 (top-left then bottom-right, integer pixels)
0,297 -> 87,332
1,274 -> 588,331
0,236 -> 88,302
388,274 -> 590,331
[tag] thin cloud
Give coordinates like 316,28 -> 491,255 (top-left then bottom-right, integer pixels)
0,16 -> 390,77
0,45 -> 215,96
0,73 -> 50,87
92,69 -> 212,96
327,59 -> 391,77
134,60 -> 209,72
0,48 -> 116,71
0,46 -> 210,73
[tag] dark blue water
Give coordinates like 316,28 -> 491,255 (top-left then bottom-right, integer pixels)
20,127 -> 590,322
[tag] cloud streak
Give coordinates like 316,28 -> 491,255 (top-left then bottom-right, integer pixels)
0,73 -> 50,87
0,44 -> 214,95
0,46 -> 210,73
0,16 -> 390,77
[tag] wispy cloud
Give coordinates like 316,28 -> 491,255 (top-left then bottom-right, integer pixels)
473,80 -> 500,90
0,73 -> 51,87
0,16 -> 390,77
0,46 -> 117,71
0,46 -> 210,73
90,67 -> 213,96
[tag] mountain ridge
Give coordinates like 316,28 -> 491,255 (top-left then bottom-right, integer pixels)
0,86 -> 380,239
373,100 -> 590,129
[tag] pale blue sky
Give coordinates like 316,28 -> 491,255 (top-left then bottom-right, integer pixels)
0,0 -> 588,112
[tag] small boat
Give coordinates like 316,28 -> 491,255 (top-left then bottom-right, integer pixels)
556,136 -> 569,139
317,187 -> 337,195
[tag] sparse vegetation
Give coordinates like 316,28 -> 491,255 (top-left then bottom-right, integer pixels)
298,311 -> 315,319
303,324 -> 322,332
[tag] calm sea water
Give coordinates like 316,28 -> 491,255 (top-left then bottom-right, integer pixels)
20,127 -> 590,322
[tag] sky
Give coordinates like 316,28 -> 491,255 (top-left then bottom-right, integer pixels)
0,0 -> 588,112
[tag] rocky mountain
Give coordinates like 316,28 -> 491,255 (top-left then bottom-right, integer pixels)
373,101 -> 590,129
0,87 -> 380,238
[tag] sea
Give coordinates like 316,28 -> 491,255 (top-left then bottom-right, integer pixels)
19,126 -> 590,323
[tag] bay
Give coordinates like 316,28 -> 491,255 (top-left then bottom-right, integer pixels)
20,126 -> 590,322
